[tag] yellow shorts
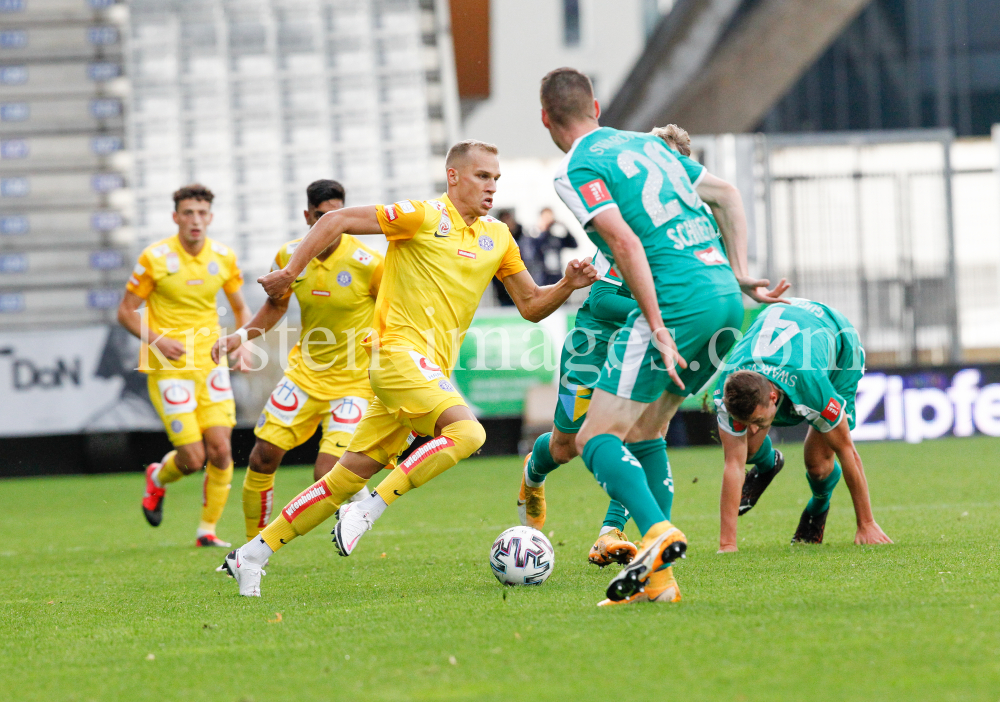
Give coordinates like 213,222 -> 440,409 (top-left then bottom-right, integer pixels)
347,346 -> 467,464
147,367 -> 236,447
254,374 -> 370,457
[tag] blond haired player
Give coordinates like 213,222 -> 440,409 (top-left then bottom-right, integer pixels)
220,140 -> 597,596
211,180 -> 384,543
118,184 -> 252,547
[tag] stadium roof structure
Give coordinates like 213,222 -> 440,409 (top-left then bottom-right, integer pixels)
603,0 -> 874,134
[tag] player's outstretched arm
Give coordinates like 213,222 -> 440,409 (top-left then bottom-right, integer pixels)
502,260 -> 597,323
697,173 -> 790,305
211,294 -> 289,365
823,421 -> 893,545
258,205 -> 382,299
589,207 -> 687,389
718,428 -> 749,553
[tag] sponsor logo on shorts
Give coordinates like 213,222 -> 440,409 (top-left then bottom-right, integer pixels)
158,379 -> 196,415
207,367 -> 233,402
352,248 -> 373,265
384,204 -> 397,222
398,436 -> 456,475
329,397 -> 366,429
580,179 -> 611,207
282,483 -> 330,522
337,271 -> 352,286
694,246 -> 728,265
208,261 -> 219,275
311,289 -> 330,296
256,413 -> 266,428
170,419 -> 183,434
477,235 -> 494,251
438,379 -> 455,392
266,377 -> 305,424
409,351 -> 444,380
458,249 -> 476,259
821,398 -> 841,422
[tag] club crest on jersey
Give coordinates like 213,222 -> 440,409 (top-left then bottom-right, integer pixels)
580,179 -> 611,207
337,271 -> 352,286
438,216 -> 452,235
695,246 -> 728,265
166,252 -> 180,273
208,261 -> 219,275
821,398 -> 842,422
352,248 -> 373,266
478,234 -> 494,251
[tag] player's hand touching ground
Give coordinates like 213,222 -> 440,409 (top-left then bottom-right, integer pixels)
151,334 -> 185,361
563,259 -> 599,289
737,275 -> 791,305
855,521 -> 893,545
651,326 -> 687,390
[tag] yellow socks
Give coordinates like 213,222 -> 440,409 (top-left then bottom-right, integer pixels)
242,469 -> 275,542
259,462 -> 367,551
375,420 -> 485,505
199,461 -> 233,533
155,451 -> 184,485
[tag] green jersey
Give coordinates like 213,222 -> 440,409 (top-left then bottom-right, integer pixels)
713,299 -> 866,435
554,126 -> 740,313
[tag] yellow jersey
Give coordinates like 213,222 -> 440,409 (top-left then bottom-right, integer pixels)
274,233 -> 384,400
373,194 -> 526,371
127,234 -> 243,372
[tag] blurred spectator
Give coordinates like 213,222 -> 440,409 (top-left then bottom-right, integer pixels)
492,209 -> 524,307
533,207 -> 578,285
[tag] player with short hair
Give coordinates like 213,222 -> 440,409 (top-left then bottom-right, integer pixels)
210,179 -> 384,544
220,139 -> 597,596
518,125 -> 703,571
119,183 -> 252,547
714,298 -> 893,550
539,68 -> 789,605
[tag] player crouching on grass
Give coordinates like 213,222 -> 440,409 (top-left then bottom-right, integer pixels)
714,298 -> 893,551
219,139 -> 598,596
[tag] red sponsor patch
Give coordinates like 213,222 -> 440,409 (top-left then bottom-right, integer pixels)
821,398 -> 841,422
579,179 -> 612,208
694,246 -> 728,265
258,487 -> 273,528
311,290 -> 330,296
186,279 -> 204,285
282,483 -> 330,522
457,249 -> 476,259
732,421 -> 746,432
607,266 -> 621,280
384,204 -> 397,222
399,436 -> 455,475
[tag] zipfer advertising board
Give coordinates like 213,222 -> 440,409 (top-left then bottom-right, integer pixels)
2,323 -> 999,443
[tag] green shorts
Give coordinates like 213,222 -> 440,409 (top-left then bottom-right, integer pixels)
598,293 -> 744,403
553,311 -> 618,434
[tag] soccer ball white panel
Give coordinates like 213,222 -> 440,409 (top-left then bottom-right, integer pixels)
490,526 -> 554,586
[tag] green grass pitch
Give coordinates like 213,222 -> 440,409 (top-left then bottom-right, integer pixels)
2,437 -> 998,702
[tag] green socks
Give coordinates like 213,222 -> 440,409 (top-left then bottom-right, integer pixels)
805,461 -> 842,515
748,434 -> 776,472
582,434 -> 665,535
601,438 -> 672,532
525,432 -> 559,486
602,501 -> 629,531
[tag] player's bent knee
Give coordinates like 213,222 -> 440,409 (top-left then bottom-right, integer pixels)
452,419 -> 487,459
176,445 -> 205,474
549,436 -> 577,465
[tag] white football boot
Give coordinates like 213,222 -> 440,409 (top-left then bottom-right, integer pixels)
332,502 -> 375,557
220,549 -> 265,597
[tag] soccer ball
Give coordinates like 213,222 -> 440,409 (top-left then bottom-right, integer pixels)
490,525 -> 554,586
